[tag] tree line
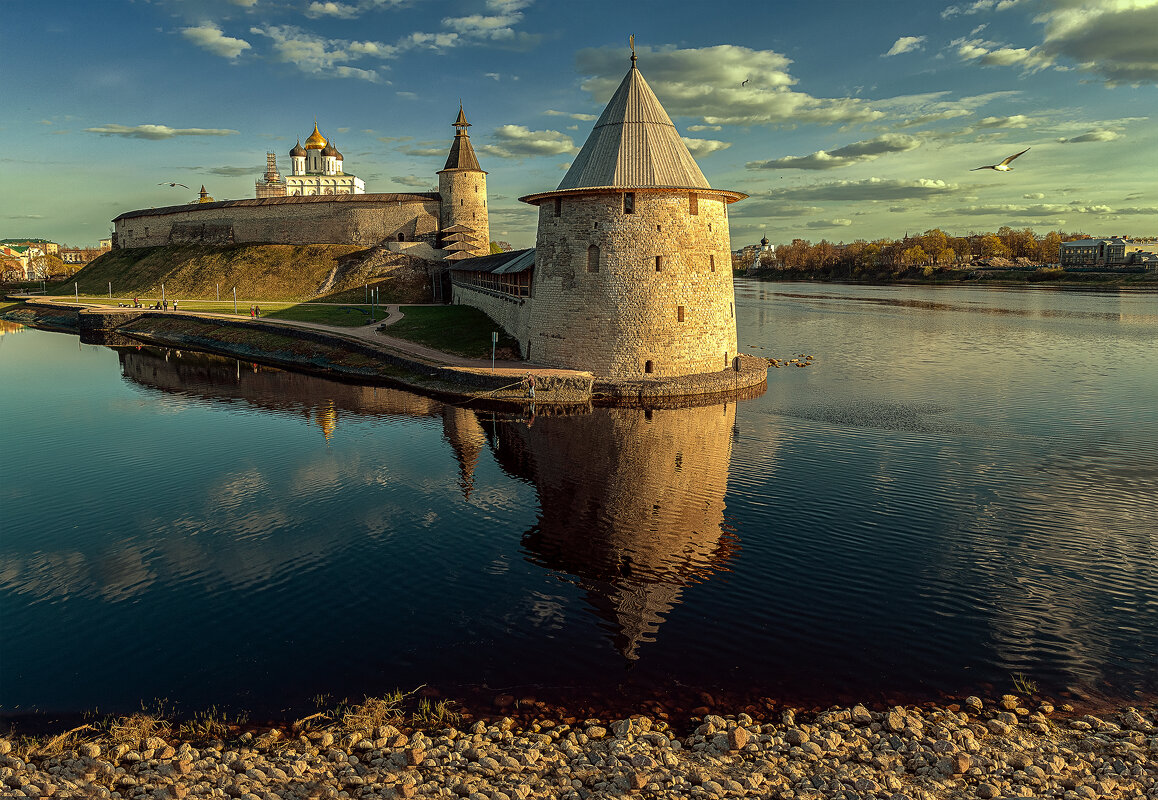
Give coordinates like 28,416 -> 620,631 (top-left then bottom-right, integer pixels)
740,227 -> 1099,277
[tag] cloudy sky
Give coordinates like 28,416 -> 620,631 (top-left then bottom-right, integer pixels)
2,0 -> 1155,248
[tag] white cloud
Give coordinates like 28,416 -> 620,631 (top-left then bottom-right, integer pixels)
687,124 -> 722,132
1060,130 -> 1121,143
248,25 -> 391,80
543,110 -> 597,121
478,125 -> 577,158
305,2 -> 359,19
681,137 -> 732,157
85,124 -> 239,139
773,177 -> 959,202
976,114 -> 1032,128
885,36 -> 927,57
1023,192 -> 1045,199
182,24 -> 251,59
747,134 -> 921,171
576,44 -> 883,127
807,218 -> 854,228
951,0 -> 1158,85
392,175 -> 434,188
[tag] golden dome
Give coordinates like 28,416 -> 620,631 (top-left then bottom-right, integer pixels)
304,122 -> 327,150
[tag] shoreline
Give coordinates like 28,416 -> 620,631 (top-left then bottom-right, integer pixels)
3,694 -> 1153,799
0,298 -> 770,408
738,272 -> 1158,292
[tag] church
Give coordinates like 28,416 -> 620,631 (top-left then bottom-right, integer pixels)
255,122 -> 366,198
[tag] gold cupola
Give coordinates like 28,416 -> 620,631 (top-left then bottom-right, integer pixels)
304,122 -> 327,150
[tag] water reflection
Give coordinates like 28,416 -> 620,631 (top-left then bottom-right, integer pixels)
486,405 -> 739,660
117,346 -> 743,661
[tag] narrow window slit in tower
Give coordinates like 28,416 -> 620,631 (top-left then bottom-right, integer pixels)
677,306 -> 685,322
655,255 -> 663,272
644,360 -> 654,374
624,192 -> 635,214
554,197 -> 561,217
689,193 -> 698,215
587,244 -> 599,273
710,254 -> 716,272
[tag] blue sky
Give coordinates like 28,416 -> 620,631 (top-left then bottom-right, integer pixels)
2,0 -> 1155,249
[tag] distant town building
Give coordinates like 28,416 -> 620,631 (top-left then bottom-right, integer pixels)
1060,237 -> 1158,268
282,123 -> 365,197
0,238 -> 58,256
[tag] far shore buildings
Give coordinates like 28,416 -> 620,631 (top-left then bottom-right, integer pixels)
1059,237 -> 1158,269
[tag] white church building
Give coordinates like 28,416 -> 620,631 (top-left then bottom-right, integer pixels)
256,122 -> 365,198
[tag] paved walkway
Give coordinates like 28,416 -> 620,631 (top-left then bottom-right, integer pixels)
25,297 -> 589,380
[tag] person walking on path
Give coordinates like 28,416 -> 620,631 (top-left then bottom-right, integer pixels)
254,305 -> 261,318
249,305 -> 255,319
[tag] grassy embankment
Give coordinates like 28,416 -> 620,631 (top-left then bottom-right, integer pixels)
386,305 -> 521,360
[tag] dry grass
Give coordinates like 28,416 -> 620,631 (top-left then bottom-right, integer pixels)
106,713 -> 171,747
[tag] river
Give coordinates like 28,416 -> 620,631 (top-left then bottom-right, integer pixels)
1,282 -> 1155,718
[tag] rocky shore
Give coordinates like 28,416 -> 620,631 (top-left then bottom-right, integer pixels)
3,698 -> 1154,800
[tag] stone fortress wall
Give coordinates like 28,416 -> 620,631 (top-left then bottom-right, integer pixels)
451,286 -> 531,349
526,190 -> 738,377
113,194 -> 441,250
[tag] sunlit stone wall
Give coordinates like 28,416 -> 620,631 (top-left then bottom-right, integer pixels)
525,190 -> 738,377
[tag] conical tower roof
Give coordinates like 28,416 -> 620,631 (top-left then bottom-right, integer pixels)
440,105 -> 483,172
557,58 -> 710,192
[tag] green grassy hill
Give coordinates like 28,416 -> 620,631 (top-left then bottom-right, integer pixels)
58,243 -> 436,303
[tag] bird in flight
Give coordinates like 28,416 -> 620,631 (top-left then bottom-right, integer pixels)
971,147 -> 1030,172
159,182 -> 190,188
741,77 -> 750,86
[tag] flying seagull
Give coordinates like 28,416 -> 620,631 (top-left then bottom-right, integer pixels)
741,77 -> 750,86
159,182 -> 190,188
971,147 -> 1030,172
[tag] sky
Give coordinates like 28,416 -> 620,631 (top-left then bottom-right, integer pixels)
2,0 -> 1156,250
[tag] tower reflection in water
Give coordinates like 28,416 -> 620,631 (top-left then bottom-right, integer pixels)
485,404 -> 740,661
119,345 -> 746,663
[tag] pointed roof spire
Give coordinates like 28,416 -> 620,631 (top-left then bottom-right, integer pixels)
441,105 -> 483,172
555,54 -> 711,192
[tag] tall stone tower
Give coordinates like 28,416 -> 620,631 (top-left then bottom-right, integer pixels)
438,107 -> 490,259
519,53 -> 746,378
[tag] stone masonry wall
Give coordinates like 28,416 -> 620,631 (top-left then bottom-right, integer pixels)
114,195 -> 441,249
526,190 -> 738,378
438,171 -> 491,257
451,282 -> 531,350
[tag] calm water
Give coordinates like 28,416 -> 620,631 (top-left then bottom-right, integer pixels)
2,283 -> 1156,718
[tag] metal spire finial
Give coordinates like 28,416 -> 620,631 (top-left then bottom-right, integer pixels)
630,34 -> 636,65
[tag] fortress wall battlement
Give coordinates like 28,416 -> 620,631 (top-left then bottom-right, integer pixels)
114,195 -> 442,249
526,191 -> 738,378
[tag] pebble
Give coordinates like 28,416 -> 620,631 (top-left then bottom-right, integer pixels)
0,702 -> 1153,799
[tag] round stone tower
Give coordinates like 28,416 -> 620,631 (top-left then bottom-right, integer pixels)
519,54 -> 746,378
438,107 -> 490,259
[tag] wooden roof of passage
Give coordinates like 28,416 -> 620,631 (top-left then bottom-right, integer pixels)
447,247 -> 535,274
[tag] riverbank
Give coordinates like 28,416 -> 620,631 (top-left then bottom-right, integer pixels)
2,696 -> 1153,799
0,298 -> 770,407
741,268 -> 1158,290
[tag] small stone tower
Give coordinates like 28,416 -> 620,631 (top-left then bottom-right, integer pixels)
519,52 -> 746,378
438,106 -> 490,259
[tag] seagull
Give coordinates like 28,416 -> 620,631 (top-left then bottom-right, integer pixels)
971,147 -> 1029,172
159,182 -> 190,188
741,77 -> 750,86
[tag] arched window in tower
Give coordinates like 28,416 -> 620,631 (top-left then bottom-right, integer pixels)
587,244 -> 599,273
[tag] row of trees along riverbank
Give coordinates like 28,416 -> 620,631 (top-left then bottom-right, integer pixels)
736,228 -> 1103,276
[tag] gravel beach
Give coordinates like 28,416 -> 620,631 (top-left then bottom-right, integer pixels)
2,697 -> 1155,799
